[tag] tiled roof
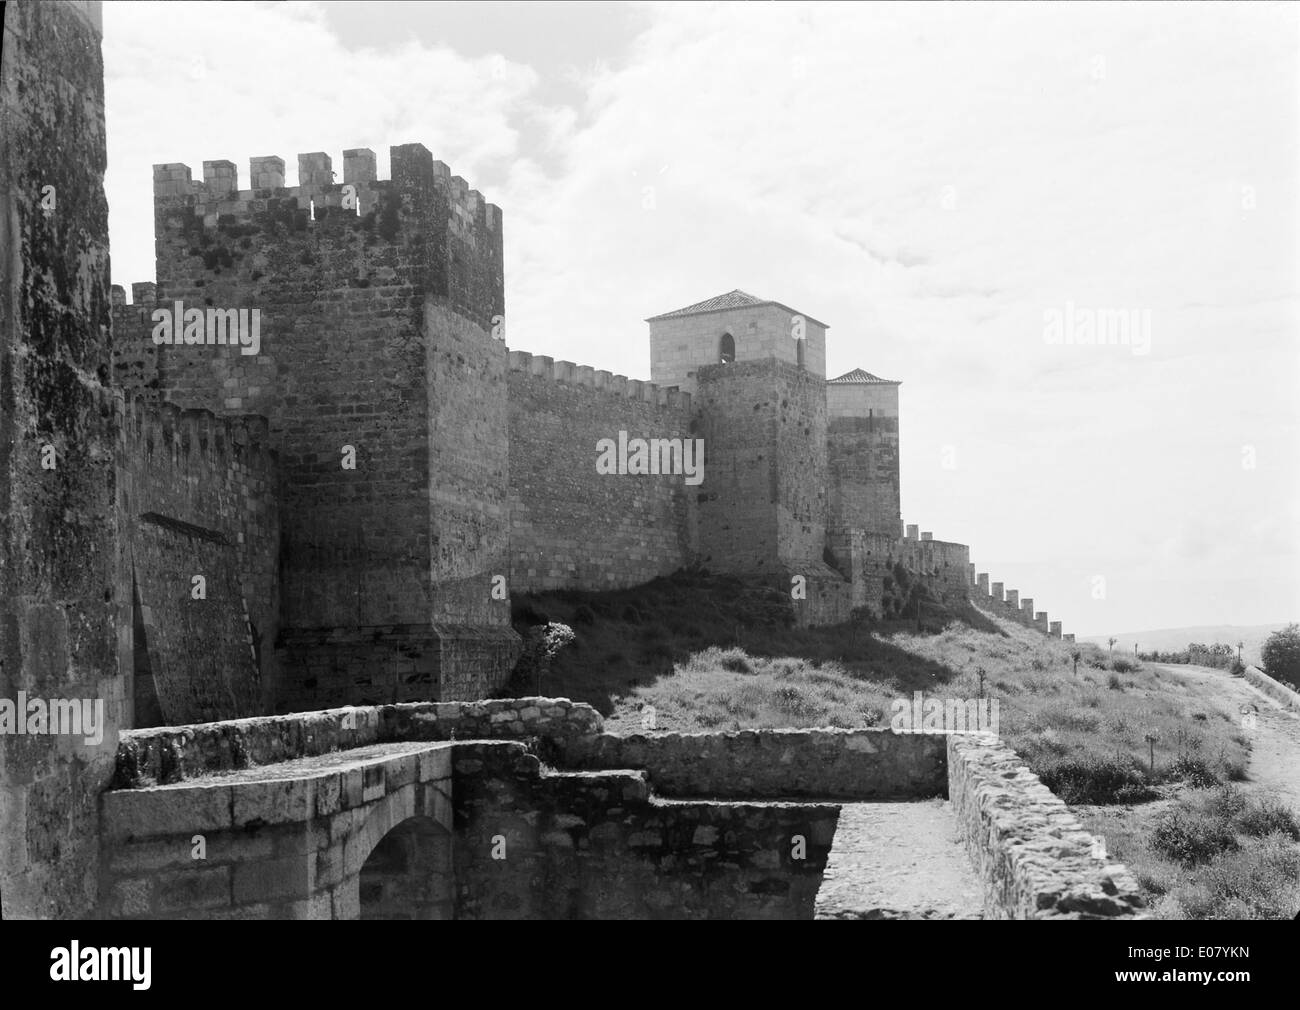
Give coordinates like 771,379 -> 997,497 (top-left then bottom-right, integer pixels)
647,289 -> 829,328
650,289 -> 765,318
828,367 -> 899,385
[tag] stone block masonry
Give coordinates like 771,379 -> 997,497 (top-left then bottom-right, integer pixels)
125,142 -> 519,705
116,395 -> 280,724
946,734 -> 1144,918
556,728 -> 947,799
103,703 -> 839,920
506,351 -> 697,592
648,299 -> 828,396
100,700 -> 1146,919
453,742 -> 839,920
826,378 -> 900,539
112,697 -> 604,787
694,357 -> 833,574
971,570 -> 1067,639
99,739 -> 456,919
0,0 -> 122,920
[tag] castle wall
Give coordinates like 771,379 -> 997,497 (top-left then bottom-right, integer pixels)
895,536 -> 971,606
110,289 -> 161,403
0,0 -> 122,918
116,397 -> 280,724
971,571 -> 1064,637
506,352 -> 697,591
453,742 -> 838,920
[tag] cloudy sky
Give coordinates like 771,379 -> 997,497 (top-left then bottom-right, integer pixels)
102,1 -> 1299,638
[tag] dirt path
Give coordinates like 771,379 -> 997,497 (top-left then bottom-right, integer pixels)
813,800 -> 985,919
1150,663 -> 1300,813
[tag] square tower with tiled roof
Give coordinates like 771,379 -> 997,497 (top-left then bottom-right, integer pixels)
826,367 -> 902,538
646,291 -> 850,624
647,289 -> 827,395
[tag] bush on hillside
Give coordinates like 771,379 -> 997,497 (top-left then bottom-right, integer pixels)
1152,808 -> 1240,866
1261,624 -> 1300,688
1165,754 -> 1220,789
1036,755 -> 1158,805
514,622 -> 576,693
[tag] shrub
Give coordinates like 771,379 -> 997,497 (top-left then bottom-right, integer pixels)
1152,809 -> 1239,865
1167,755 -> 1219,789
1229,658 -> 1246,676
514,622 -> 576,692
1037,756 -> 1158,805
1260,624 -> 1300,688
1181,833 -> 1300,919
572,604 -> 596,626
720,651 -> 753,674
1198,785 -> 1247,822
621,605 -> 643,625
1238,798 -> 1300,840
1107,673 -> 1123,690
774,684 -> 810,714
1110,656 -> 1140,674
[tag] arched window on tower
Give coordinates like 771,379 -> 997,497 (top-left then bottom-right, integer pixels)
719,332 -> 735,365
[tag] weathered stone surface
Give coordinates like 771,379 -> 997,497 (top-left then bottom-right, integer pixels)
558,728 -> 947,799
112,697 -> 601,786
946,734 -> 1146,919
0,0 -> 120,920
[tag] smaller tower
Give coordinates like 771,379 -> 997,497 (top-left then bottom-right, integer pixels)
825,368 -> 901,538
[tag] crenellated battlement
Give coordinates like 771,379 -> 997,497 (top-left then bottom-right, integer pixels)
116,391 -> 276,472
972,569 -> 1064,639
151,143 -> 500,234
507,349 -> 693,412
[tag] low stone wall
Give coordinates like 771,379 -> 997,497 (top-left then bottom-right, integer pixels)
102,698 -> 1153,919
453,741 -> 839,919
946,734 -> 1145,919
100,741 -> 454,919
113,697 -> 603,787
555,728 -> 946,799
1242,665 -> 1300,712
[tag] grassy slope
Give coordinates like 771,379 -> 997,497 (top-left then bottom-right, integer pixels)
505,571 -> 1298,918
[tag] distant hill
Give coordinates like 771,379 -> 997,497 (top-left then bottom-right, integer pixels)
1079,624 -> 1291,667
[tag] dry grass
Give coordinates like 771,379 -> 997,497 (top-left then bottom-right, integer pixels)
509,572 -> 1249,796
504,571 -> 1293,918
1077,788 -> 1300,919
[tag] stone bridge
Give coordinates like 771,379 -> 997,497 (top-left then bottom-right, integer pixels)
99,699 -> 1146,919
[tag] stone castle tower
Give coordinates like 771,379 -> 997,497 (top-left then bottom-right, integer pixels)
113,146 -> 518,715
1,0 -> 1070,919
647,291 -> 846,616
109,142 -> 1071,726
